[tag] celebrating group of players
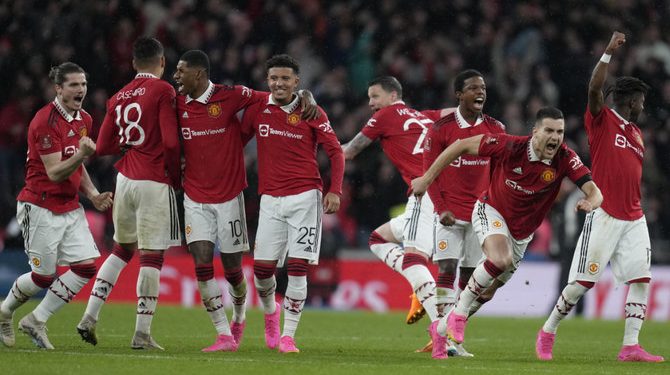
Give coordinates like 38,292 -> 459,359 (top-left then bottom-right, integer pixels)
0,30 -> 664,363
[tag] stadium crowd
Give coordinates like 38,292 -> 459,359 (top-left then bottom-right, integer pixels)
0,0 -> 668,262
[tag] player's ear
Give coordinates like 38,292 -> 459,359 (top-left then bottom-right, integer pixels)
160,56 -> 165,69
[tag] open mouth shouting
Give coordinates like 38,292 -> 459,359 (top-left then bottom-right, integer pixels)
473,96 -> 485,110
545,140 -> 559,156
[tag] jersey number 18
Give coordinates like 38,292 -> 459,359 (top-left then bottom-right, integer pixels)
114,103 -> 145,146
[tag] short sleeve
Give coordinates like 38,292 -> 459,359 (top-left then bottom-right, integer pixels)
32,114 -> 61,155
360,110 -> 385,141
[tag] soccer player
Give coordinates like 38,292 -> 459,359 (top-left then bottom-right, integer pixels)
342,76 -> 449,359
536,32 -> 665,363
76,37 -> 181,350
412,107 -> 603,347
241,54 -> 344,353
0,62 -> 113,349
417,69 -> 506,357
174,50 -> 318,352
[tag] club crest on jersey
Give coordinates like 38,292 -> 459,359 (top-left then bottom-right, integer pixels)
588,262 -> 600,275
492,220 -> 503,228
31,256 -> 41,268
79,127 -> 88,137
438,240 -> 448,251
541,168 -> 556,183
185,225 -> 192,236
207,103 -> 222,118
287,113 -> 300,125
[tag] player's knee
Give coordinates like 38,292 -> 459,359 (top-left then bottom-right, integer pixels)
368,231 -> 385,247
402,252 -> 428,270
287,258 -> 309,277
30,272 -> 55,288
139,252 -> 164,270
253,261 -> 277,280
224,266 -> 244,286
70,263 -> 97,279
112,243 -> 135,263
194,263 -> 214,282
576,280 -> 595,289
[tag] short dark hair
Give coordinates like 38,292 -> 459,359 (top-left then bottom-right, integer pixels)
605,76 -> 650,106
179,50 -> 210,77
453,69 -> 484,93
133,37 -> 163,68
265,54 -> 300,75
368,76 -> 403,98
48,62 -> 86,85
535,106 -> 564,123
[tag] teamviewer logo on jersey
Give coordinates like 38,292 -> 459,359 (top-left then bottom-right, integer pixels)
182,128 -> 192,140
259,124 -> 270,137
450,156 -> 461,167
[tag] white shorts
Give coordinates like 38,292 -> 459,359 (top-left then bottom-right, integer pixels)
17,202 -> 99,275
471,201 -> 533,283
113,173 -> 181,250
389,194 -> 436,257
184,192 -> 250,253
254,189 -> 322,267
569,207 -> 651,284
433,219 -> 482,267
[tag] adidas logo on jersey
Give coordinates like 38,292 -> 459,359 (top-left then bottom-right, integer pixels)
303,246 -> 316,253
67,129 -> 75,137
513,167 -> 523,174
233,239 -> 241,246
182,111 -> 189,118
263,108 -> 271,114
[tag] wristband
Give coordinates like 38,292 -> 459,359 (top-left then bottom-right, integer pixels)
600,53 -> 612,64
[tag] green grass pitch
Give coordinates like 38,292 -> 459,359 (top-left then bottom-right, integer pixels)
1,301 -> 668,374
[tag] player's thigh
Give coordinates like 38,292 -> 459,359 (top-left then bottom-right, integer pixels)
471,201 -> 511,248
112,173 -> 138,245
610,217 -> 652,283
254,194 -> 289,265
135,179 -> 181,250
402,194 -> 435,256
59,207 -> 100,266
17,202 -> 64,275
184,194 -> 218,245
433,220 -> 465,263
285,189 -> 322,266
389,209 -> 407,243
461,222 -> 484,268
568,208 -> 621,283
213,192 -> 250,254
497,234 -> 532,284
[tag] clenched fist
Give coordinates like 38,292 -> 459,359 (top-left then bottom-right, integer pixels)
79,136 -> 96,157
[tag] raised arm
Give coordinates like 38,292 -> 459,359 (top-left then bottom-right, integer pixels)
575,180 -> 602,212
41,136 -> 96,183
341,132 -> 373,160
411,134 -> 484,196
588,31 -> 626,117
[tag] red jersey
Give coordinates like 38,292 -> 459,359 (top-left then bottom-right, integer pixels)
17,100 -> 93,214
425,110 -> 506,221
241,95 -> 344,197
478,133 -> 591,239
360,102 -> 434,187
178,82 -> 267,203
421,109 -> 443,122
584,106 -> 644,220
96,73 -> 181,187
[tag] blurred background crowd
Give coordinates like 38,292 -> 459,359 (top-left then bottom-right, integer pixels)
0,0 -> 669,264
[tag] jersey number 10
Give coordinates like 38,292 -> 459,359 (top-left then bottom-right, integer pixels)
115,103 -> 145,146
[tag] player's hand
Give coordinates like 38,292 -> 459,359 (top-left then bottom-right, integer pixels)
606,31 -> 626,54
575,198 -> 594,213
323,192 -> 340,214
300,90 -> 320,121
411,177 -> 428,196
439,210 -> 456,226
91,191 -> 113,211
79,136 -> 96,157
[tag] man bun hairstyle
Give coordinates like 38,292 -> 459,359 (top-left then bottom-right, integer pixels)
605,76 -> 650,106
368,76 -> 403,98
265,54 -> 300,75
179,49 -> 210,77
48,62 -> 86,85
133,37 -> 164,68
